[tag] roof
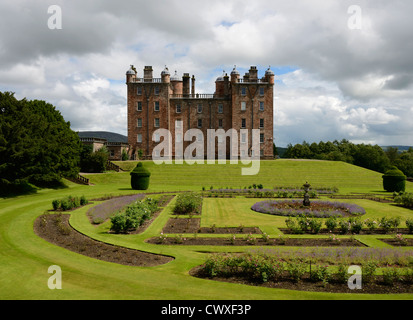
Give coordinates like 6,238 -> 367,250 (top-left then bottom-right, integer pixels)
78,131 -> 128,143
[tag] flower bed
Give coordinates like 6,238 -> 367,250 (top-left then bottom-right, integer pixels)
190,252 -> 413,294
146,235 -> 366,247
251,200 -> 366,218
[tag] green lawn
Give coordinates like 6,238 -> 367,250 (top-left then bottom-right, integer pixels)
1,160 -> 412,300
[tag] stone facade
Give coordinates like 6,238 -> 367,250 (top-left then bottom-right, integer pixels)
126,65 -> 274,160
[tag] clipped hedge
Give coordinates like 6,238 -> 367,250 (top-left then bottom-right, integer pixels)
130,162 -> 151,190
383,166 -> 406,192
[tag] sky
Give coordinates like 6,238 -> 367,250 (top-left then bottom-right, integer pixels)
1,0 -> 412,147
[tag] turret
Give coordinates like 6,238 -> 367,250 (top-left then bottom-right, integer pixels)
265,66 -> 275,84
161,66 -> 170,83
171,71 -> 183,95
230,65 -> 240,83
126,65 -> 136,83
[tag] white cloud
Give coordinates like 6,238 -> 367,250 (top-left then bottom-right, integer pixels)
0,0 -> 412,147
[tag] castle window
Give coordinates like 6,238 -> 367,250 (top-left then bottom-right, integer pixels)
259,87 -> 265,96
241,118 -> 246,128
260,118 -> 264,128
176,104 -> 181,113
137,87 -> 142,95
241,133 -> 247,143
137,118 -> 142,128
260,149 -> 264,157
154,118 -> 160,127
259,102 -> 264,111
197,119 -> 202,128
137,101 -> 142,111
154,101 -> 160,111
137,134 -> 142,143
241,101 -> 246,111
154,87 -> 160,95
241,87 -> 247,96
197,104 -> 203,113
218,104 -> 223,113
260,133 -> 264,144
218,119 -> 223,128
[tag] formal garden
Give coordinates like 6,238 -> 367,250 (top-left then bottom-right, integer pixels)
1,159 -> 413,299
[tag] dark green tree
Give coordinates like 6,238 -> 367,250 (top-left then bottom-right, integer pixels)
79,145 -> 109,173
0,92 -> 81,192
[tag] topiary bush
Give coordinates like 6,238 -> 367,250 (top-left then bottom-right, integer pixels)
382,166 -> 406,192
130,162 -> 151,190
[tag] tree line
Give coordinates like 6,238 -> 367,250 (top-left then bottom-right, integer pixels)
282,139 -> 413,176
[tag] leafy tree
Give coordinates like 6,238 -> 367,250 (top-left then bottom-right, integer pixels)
79,145 -> 109,173
0,92 -> 81,192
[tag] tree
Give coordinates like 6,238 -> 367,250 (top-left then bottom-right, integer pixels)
0,92 -> 81,192
79,145 -> 109,173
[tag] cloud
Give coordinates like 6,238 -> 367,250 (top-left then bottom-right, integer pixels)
0,0 -> 412,146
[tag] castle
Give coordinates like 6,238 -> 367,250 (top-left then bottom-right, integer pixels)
126,65 -> 274,160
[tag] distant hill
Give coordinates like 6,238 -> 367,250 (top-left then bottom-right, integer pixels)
381,146 -> 413,152
78,131 -> 128,143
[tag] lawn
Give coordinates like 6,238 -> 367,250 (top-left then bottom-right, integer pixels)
0,160 -> 412,300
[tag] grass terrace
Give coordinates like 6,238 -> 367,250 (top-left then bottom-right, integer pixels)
1,160 -> 412,299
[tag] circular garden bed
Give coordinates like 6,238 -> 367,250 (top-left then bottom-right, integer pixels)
251,200 -> 366,218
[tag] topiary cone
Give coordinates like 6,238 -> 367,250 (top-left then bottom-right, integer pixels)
130,162 -> 151,190
382,166 -> 406,192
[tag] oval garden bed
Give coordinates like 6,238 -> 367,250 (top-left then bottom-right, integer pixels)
34,213 -> 174,267
251,200 -> 366,218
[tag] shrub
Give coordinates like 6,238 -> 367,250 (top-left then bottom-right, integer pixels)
382,267 -> 401,286
364,218 -> 378,232
382,166 -> 406,192
52,199 -> 60,211
130,162 -> 151,190
406,218 -> 413,234
173,192 -> 202,215
379,217 -> 393,233
348,217 -> 363,234
52,195 -> 88,211
285,217 -> 303,234
325,216 -> 338,232
286,260 -> 307,283
363,261 -> 377,283
310,264 -> 331,284
394,192 -> 413,208
339,219 -> 350,234
309,218 -> 322,234
110,197 -> 159,233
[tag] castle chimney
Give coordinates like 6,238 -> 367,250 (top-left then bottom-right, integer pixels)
183,73 -> 190,97
144,66 -> 153,82
249,66 -> 258,81
191,75 -> 195,97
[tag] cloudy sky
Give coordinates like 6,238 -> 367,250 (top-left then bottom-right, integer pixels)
1,0 -> 412,147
